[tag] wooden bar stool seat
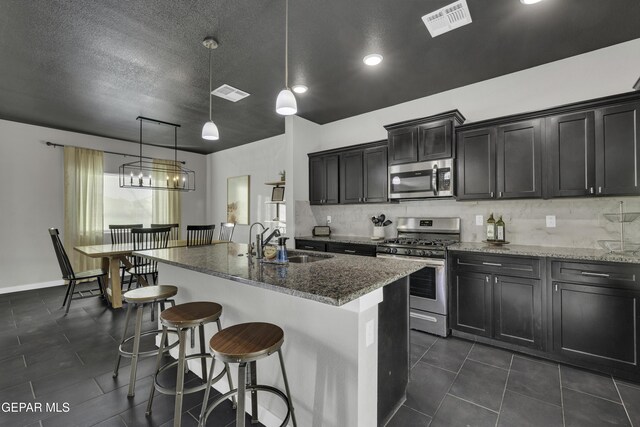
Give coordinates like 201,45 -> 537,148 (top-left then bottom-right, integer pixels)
113,285 -> 179,397
146,302 -> 234,427
198,322 -> 297,427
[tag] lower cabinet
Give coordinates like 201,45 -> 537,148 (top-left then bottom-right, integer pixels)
551,260 -> 640,372
294,239 -> 376,257
450,253 -> 543,350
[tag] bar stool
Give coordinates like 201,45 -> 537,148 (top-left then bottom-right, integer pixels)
198,322 -> 297,427
146,302 -> 234,427
113,285 -> 179,397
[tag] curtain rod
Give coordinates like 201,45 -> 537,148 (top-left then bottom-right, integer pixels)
45,141 -> 186,165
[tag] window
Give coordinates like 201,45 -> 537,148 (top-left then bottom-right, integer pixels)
103,173 -> 152,229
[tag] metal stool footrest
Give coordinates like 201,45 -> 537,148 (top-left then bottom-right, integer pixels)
117,329 -> 179,358
154,353 -> 224,396
200,384 -> 292,427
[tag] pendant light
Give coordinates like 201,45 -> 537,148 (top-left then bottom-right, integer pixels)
275,0 -> 297,115
202,36 -> 220,140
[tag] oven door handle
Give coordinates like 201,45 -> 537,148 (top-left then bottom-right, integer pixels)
377,253 -> 445,267
410,312 -> 438,323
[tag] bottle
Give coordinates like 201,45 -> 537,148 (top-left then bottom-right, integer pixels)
496,216 -> 505,242
486,213 -> 496,241
276,237 -> 289,263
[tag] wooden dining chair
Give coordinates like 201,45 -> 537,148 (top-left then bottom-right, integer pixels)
130,227 -> 171,287
48,228 -> 107,314
186,224 -> 216,246
109,224 -> 142,290
151,223 -> 180,241
218,222 -> 235,242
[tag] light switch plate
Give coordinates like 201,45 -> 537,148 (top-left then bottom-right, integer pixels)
365,320 -> 375,347
546,215 -> 556,228
327,216 -> 332,224
476,215 -> 483,226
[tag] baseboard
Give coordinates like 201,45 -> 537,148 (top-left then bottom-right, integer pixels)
0,279 -> 64,295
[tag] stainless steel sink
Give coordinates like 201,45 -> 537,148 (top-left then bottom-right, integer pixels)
288,255 -> 328,263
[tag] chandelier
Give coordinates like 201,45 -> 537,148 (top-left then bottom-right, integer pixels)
119,116 -> 196,191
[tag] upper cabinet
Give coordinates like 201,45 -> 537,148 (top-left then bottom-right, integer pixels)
309,154 -> 339,205
547,100 -> 640,198
309,141 -> 388,205
385,110 -> 465,165
456,119 -> 542,200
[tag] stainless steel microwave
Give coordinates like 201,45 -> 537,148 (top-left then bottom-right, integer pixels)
388,159 -> 454,199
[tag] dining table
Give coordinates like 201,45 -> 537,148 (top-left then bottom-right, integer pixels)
74,240 -> 225,308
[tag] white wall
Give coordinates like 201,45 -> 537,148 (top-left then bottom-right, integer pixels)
206,134 -> 287,244
0,119 -> 207,292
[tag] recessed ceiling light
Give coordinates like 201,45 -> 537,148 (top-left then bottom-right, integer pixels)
292,85 -> 308,94
520,0 -> 544,4
363,54 -> 383,66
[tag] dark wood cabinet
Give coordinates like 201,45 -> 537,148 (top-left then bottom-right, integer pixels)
294,239 -> 326,252
451,270 -> 492,337
388,127 -> 417,165
309,154 -> 339,205
339,143 -> 388,204
496,119 -> 543,199
546,111 -> 596,197
450,253 -> 543,349
385,110 -> 465,166
294,239 -> 376,257
493,275 -> 542,349
456,127 -> 496,200
595,101 -> 640,196
552,281 -> 640,371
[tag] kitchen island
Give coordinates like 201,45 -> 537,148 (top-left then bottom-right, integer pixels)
135,242 -> 424,427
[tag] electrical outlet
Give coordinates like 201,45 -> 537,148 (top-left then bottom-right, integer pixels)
546,215 -> 556,228
365,320 -> 375,347
476,215 -> 483,226
327,216 -> 332,224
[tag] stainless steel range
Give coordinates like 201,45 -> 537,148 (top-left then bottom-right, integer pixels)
376,217 -> 461,337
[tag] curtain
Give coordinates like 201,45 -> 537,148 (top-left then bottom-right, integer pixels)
152,159 -> 181,237
64,146 -> 104,271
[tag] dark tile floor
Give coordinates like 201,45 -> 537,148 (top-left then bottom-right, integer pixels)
388,329 -> 640,427
0,284 -> 264,427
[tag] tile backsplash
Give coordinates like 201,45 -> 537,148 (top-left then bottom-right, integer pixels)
295,197 -> 640,249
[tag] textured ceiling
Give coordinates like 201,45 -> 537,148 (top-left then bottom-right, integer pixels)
0,0 -> 639,154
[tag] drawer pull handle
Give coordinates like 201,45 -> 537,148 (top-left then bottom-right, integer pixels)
304,246 -> 315,249
482,262 -> 503,267
581,271 -> 610,278
344,249 -> 357,254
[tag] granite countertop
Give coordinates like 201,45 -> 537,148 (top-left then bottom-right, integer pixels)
134,243 -> 423,306
448,242 -> 640,264
296,235 -> 380,245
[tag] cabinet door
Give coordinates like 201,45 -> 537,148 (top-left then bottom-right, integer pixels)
595,102 -> 640,196
546,111 -> 596,198
324,155 -> 340,204
309,156 -> 325,205
388,127 -> 418,165
451,271 -> 492,337
493,276 -> 542,349
417,119 -> 452,161
340,150 -> 364,204
456,127 -> 496,200
552,281 -> 640,370
496,119 -> 543,199
363,146 -> 388,203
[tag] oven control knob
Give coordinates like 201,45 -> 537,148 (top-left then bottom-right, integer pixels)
405,249 -> 412,255
391,248 -> 398,254
419,250 -> 426,256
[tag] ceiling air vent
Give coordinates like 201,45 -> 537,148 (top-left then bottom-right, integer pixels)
211,84 -> 250,102
421,0 -> 472,38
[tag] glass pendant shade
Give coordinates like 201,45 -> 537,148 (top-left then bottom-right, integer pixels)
276,88 -> 297,116
202,120 -> 219,140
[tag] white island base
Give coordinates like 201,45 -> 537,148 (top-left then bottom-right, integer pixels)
157,262 -> 408,427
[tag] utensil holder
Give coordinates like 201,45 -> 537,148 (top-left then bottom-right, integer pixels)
372,227 -> 385,240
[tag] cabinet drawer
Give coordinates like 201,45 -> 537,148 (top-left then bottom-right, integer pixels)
294,240 -> 326,252
326,242 -> 376,257
451,253 -> 541,278
551,260 -> 639,289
